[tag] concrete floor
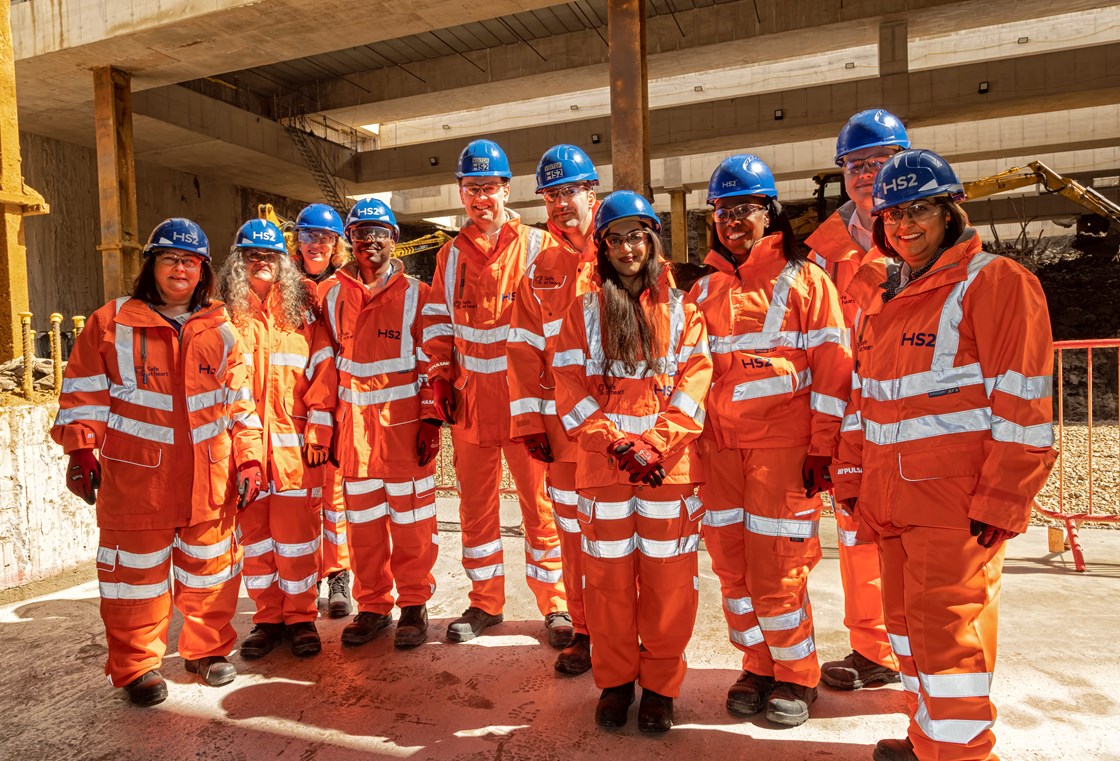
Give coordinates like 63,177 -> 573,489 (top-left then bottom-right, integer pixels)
2,498 -> 1118,761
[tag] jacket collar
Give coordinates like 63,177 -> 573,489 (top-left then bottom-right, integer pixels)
116,297 -> 226,329
702,233 -> 787,278
805,203 -> 867,263
864,229 -> 982,314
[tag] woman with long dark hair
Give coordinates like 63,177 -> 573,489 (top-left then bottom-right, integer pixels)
552,191 -> 712,733
689,155 -> 852,727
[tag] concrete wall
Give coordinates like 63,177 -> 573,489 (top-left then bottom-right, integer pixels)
0,403 -> 95,590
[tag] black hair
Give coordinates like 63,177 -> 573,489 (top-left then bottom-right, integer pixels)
131,252 -> 214,310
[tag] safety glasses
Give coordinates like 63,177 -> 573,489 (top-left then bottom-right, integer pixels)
154,252 -> 202,270
879,201 -> 942,226
244,250 -> 280,264
713,203 -> 766,225
541,184 -> 590,203
842,154 -> 892,176
604,230 -> 651,251
297,230 -> 337,245
350,227 -> 394,243
459,183 -> 507,198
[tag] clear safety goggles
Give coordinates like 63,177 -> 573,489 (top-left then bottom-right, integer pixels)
154,252 -> 202,270
297,230 -> 337,245
712,202 -> 766,225
879,200 -> 943,226
604,229 -> 651,251
541,184 -> 590,203
842,154 -> 892,176
350,227 -> 394,243
459,182 -> 507,198
244,249 -> 280,263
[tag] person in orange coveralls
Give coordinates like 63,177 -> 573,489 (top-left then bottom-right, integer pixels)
218,219 -> 331,659
806,109 -> 910,692
53,218 -> 263,706
421,139 -> 568,645
690,155 -> 851,727
552,190 -> 712,734
833,149 -> 1057,761
507,144 -> 600,672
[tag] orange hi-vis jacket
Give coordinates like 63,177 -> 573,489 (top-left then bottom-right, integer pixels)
552,286 -> 713,489
421,212 -> 558,446
689,234 -> 852,456
52,297 -> 264,531
239,289 -> 332,492
832,230 -> 1057,535
310,259 -> 434,478
805,203 -> 889,326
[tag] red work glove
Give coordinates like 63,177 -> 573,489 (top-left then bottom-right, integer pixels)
417,420 -> 442,467
519,432 -> 554,464
66,449 -> 101,505
303,443 -> 329,468
612,437 -> 667,487
236,460 -> 263,510
970,519 -> 1019,549
430,377 -> 456,424
802,454 -> 833,498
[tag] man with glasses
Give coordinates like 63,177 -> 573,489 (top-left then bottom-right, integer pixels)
421,139 -> 569,646
805,109 -> 908,694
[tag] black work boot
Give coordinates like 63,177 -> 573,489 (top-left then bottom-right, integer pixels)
240,622 -> 286,659
341,611 -> 393,646
395,605 -> 429,649
873,738 -> 918,761
726,670 -> 775,716
595,682 -> 635,728
288,621 -> 322,657
446,606 -> 503,643
327,570 -> 353,619
637,688 -> 674,733
124,670 -> 168,707
545,611 -> 574,649
821,650 -> 901,690
554,632 -> 592,675
184,656 -> 237,687
765,681 -> 817,726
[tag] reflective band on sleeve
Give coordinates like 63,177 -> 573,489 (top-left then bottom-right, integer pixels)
730,626 -> 765,647
217,323 -> 237,377
758,607 -> 809,632
744,511 -> 819,539
703,507 -> 744,527
422,323 -> 454,343
888,632 -> 912,656
805,327 -> 849,348
187,388 -> 225,413
510,397 -> 547,416
526,565 -> 563,583
919,671 -> 993,699
915,693 -> 993,745
324,283 -> 342,342
507,327 -> 546,350
810,392 -> 847,419
581,535 -> 637,559
308,410 -> 333,427
863,407 -> 991,446
454,323 -> 510,345
108,413 -> 175,444
991,370 -> 1052,400
605,411 -> 659,435
99,579 -> 170,600
232,411 -> 262,429
278,571 -> 319,595
344,478 -> 385,495
466,563 -> 504,581
270,353 -> 309,369
732,368 -> 811,402
552,348 -> 586,368
841,411 -> 862,433
346,502 -> 389,524
422,302 -> 450,317
561,395 -> 600,432
54,404 -> 110,426
463,538 -> 503,559
339,382 -> 420,406
110,384 -> 174,412
669,390 -> 705,426
62,375 -> 109,394
305,346 -> 334,380
174,535 -> 232,560
725,596 -> 754,615
991,417 -> 1054,447
458,354 -> 507,374
274,536 -> 322,558
769,634 -> 816,661
191,417 -> 229,444
271,432 -> 304,449
173,559 -> 242,589
693,275 -> 712,305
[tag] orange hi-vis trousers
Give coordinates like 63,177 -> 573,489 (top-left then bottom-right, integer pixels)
342,474 -> 439,614
451,430 -> 565,617
700,445 -> 822,688
879,527 -> 1005,761
240,486 -> 323,624
96,512 -> 241,687
548,461 -> 586,635
578,483 -> 702,698
835,500 -> 898,669
320,464 -> 350,577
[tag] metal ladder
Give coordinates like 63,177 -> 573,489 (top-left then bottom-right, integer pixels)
284,114 -> 350,214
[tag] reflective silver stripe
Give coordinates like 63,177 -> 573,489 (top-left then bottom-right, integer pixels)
108,413 -> 174,444
344,478 -> 385,495
270,352 -> 308,369
228,386 -> 253,403
888,632 -> 912,657
592,499 -> 634,521
191,417 -> 228,444
174,559 -> 242,589
931,253 -> 997,373
703,507 -> 744,527
765,262 -> 801,333
217,323 -> 237,377
863,408 -> 991,446
915,693 -> 993,745
271,432 -> 304,448
110,383 -> 174,412
62,375 -> 109,394
324,282 -> 342,342
758,607 -> 808,632
466,563 -> 504,581
324,528 -> 347,545
730,626 -> 765,647
526,226 -> 545,268
458,353 -> 507,374
511,397 -> 548,416
992,417 -> 1054,447
399,277 -> 420,367
108,546 -> 172,569
725,596 -> 754,615
992,370 -> 1052,400
99,579 -> 170,600
605,412 -> 659,435
390,503 -> 438,525
187,388 -> 225,413
244,572 -> 278,590
463,539 -> 503,559
54,404 -> 110,425
838,528 -> 859,547
339,382 -> 419,406
581,535 -> 637,559
175,535 -> 232,560
919,671 -> 992,699
454,323 -> 509,345
710,330 -> 808,354
542,400 -> 557,414
233,412 -> 262,429
744,511 -> 819,539
732,368 -> 811,402
508,327 -> 546,350
638,534 -> 700,558
385,480 -> 421,497
693,274 -> 712,305
526,542 -> 562,562
278,571 -> 319,595
243,538 -> 273,557
526,565 -> 563,583
308,410 -> 333,427
555,514 -> 581,534
637,498 -> 685,520
336,356 -> 415,377
443,244 -> 460,320
862,362 -> 986,402
805,327 -> 849,348
669,389 -> 705,426
543,319 -> 563,338
414,475 -> 436,493
115,324 -> 136,388
421,302 -> 450,317
810,392 -> 847,419
812,253 -> 828,269
306,345 -> 334,380
347,503 -> 389,524
667,288 -> 685,371
561,395 -> 600,432
422,323 -> 454,343
841,411 -> 862,433
552,348 -> 586,368
274,536 -> 322,558
769,634 -> 816,661
323,509 -> 345,523
901,673 -> 920,694
549,487 -> 578,506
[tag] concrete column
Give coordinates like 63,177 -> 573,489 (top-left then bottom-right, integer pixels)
879,18 -> 910,118
0,0 -> 48,361
669,188 -> 687,263
607,0 -> 650,197
93,66 -> 141,302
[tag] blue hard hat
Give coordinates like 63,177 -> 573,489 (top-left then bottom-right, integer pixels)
871,149 -> 965,215
834,109 -> 911,166
707,154 -> 778,204
535,144 -> 599,192
294,204 -> 344,236
456,139 -> 512,180
234,219 -> 287,254
594,191 -> 661,240
143,218 -> 210,259
345,198 -> 399,242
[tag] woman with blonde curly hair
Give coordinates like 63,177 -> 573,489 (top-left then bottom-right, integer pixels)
218,219 -> 334,660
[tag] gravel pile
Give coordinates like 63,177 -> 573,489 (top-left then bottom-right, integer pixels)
0,357 -> 58,393
1038,422 -> 1119,527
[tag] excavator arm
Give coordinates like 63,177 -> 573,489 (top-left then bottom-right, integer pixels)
963,161 -> 1120,228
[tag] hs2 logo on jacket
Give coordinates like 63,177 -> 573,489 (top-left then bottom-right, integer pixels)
900,332 -> 937,347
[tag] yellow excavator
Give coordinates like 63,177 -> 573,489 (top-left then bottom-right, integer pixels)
256,203 -> 450,258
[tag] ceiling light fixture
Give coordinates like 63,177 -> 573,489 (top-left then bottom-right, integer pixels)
429,157 -> 439,166
591,133 -> 601,144
774,109 -> 784,121
570,104 -> 579,111
844,62 -> 856,69
693,85 -> 704,92
977,81 -> 989,94
1017,36 -> 1029,44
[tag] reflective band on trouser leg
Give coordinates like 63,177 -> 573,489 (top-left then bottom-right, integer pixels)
742,446 -> 822,687
239,494 -> 284,624
452,432 -> 506,616
879,535 -> 920,722
835,505 -> 896,669
320,464 -> 350,577
172,512 -> 241,661
269,488 -> 323,623
96,526 -> 175,687
384,475 -> 439,608
504,441 -> 566,617
343,477 -> 394,615
897,527 -> 1003,761
549,462 -> 586,634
